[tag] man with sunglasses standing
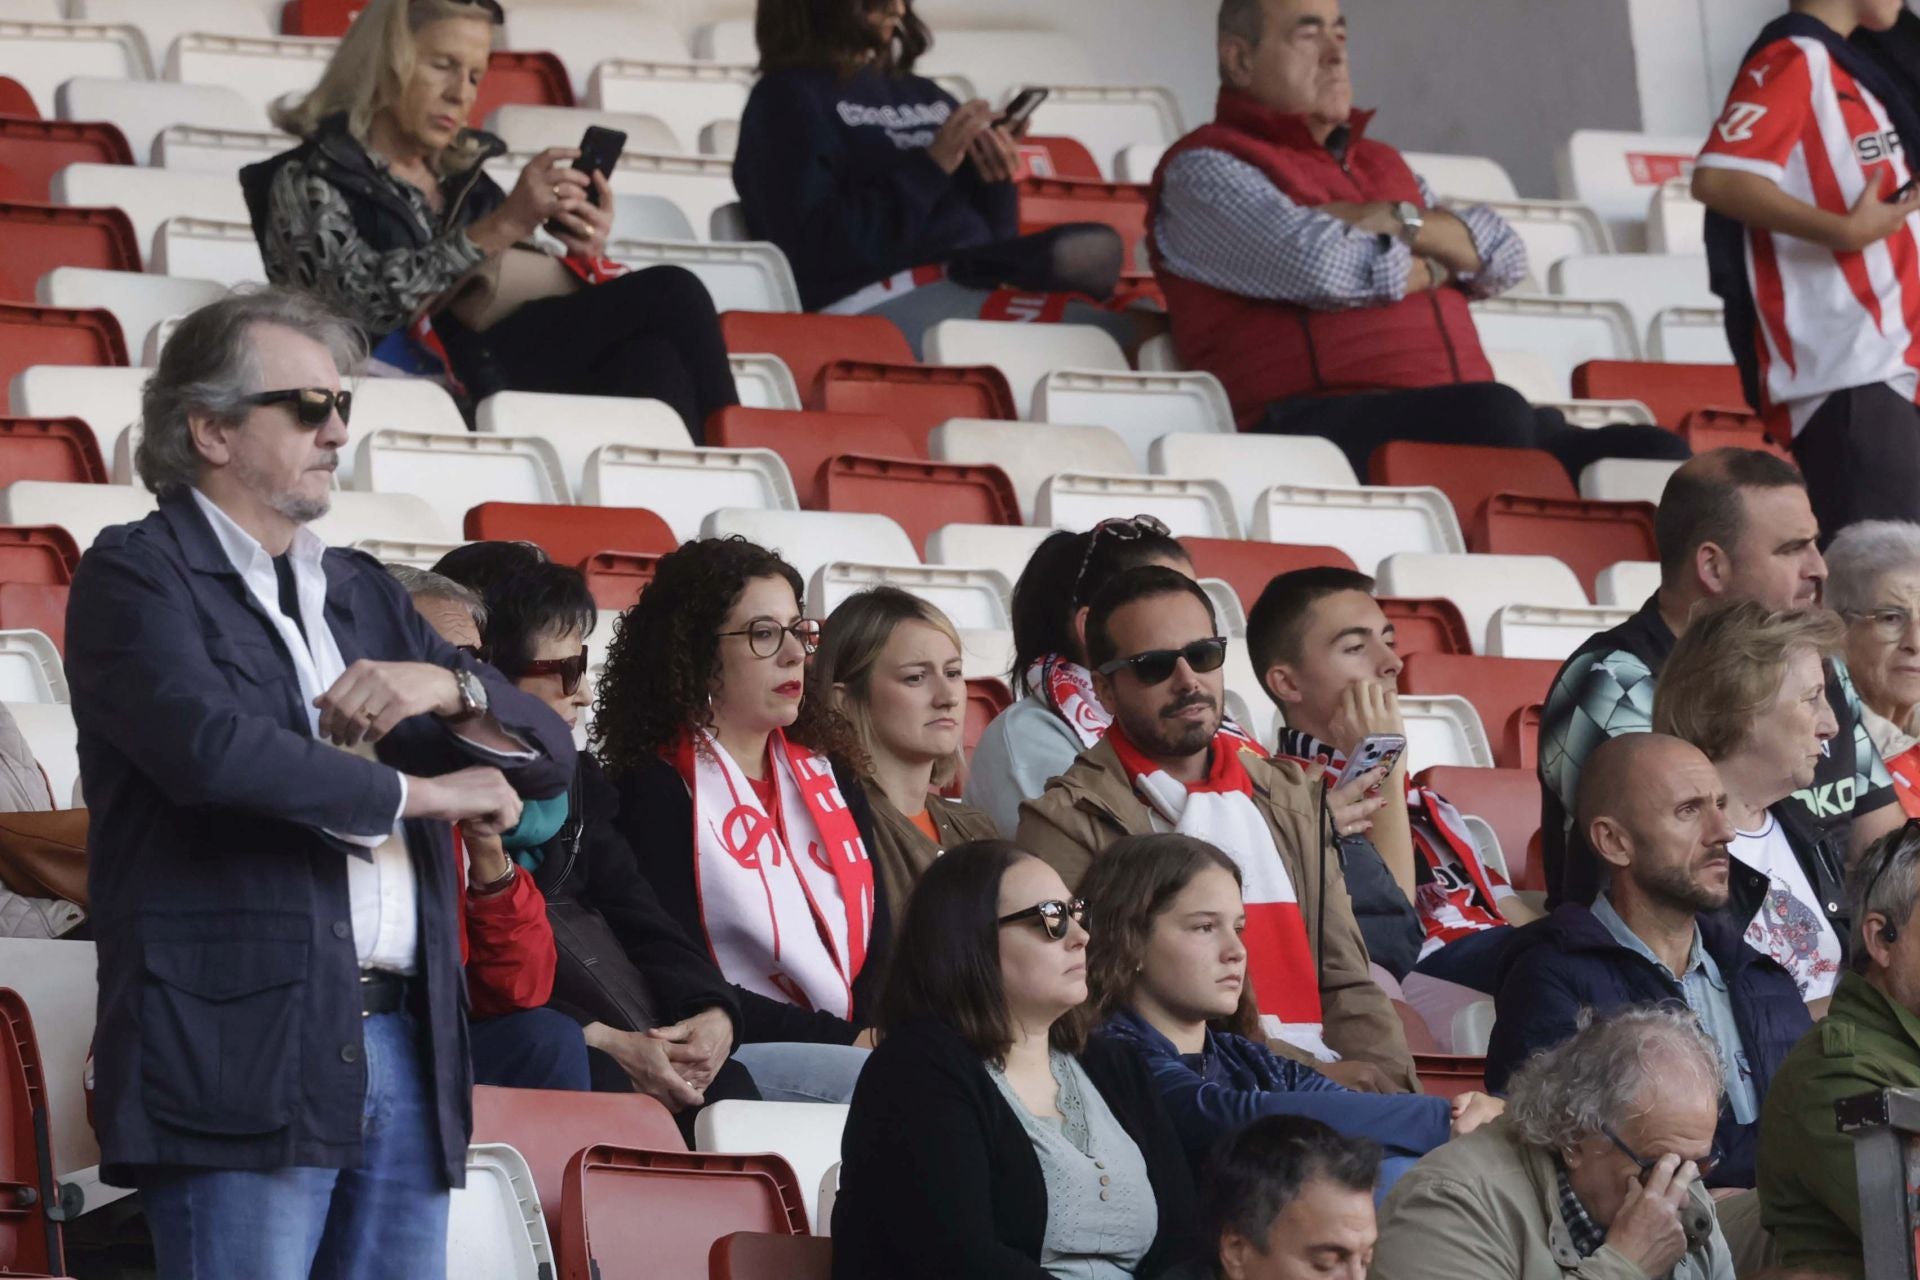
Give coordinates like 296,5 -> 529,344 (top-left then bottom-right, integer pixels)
66,289 -> 576,1280
1018,565 -> 1417,1094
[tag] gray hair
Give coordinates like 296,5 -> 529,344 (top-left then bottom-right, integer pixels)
386,564 -> 488,631
1826,520 -> 1920,616
1850,822 -> 1920,971
137,287 -> 365,498
1505,1006 -> 1725,1152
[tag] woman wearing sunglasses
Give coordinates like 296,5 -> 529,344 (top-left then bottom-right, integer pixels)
597,537 -> 885,1103
241,0 -> 737,438
834,839 -> 1202,1278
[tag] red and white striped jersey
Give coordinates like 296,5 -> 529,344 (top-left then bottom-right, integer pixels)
1697,35 -> 1920,432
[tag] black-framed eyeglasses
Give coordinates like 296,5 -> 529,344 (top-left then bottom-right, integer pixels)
1844,606 -> 1920,644
998,897 -> 1086,941
1071,514 -> 1172,604
717,616 -> 822,659
1097,636 -> 1228,686
521,645 -> 589,696
1600,1123 -> 1721,1182
241,387 -> 352,428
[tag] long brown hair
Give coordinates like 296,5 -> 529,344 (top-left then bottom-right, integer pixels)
755,0 -> 932,78
1081,833 -> 1262,1039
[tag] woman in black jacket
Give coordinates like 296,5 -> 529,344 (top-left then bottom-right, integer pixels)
834,839 -> 1201,1279
596,536 -> 884,1103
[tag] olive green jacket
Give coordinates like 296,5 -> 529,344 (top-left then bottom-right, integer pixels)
860,780 -> 997,941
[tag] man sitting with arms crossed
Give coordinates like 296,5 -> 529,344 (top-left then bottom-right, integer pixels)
1017,564 -> 1416,1093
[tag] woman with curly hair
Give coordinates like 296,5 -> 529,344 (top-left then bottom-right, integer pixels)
597,536 -> 884,1101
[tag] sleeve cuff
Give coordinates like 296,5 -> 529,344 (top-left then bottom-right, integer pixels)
1370,236 -> 1415,301
1694,152 -> 1787,184
326,769 -> 406,848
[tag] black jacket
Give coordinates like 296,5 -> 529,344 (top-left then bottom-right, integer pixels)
71,493 -> 574,1186
609,754 -> 890,1046
831,1017 -> 1203,1279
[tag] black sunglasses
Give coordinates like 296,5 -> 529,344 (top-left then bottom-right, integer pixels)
1097,636 -> 1228,686
520,645 -> 589,696
997,897 -> 1086,942
1601,1123 -> 1722,1183
242,387 -> 352,428
1071,515 -> 1172,604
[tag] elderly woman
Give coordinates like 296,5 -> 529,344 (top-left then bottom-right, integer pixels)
241,0 -> 737,435
1828,520 -> 1920,818
1370,1007 -> 1735,1280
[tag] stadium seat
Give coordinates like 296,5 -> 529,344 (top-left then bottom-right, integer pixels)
701,507 -> 916,585
0,416 -> 106,487
581,445 -> 799,542
1647,306 -> 1733,364
815,361 -> 1017,443
0,939 -> 98,1234
1414,1053 -> 1490,1102
1368,442 -> 1572,536
710,200 -> 749,242
1415,766 -> 1542,892
710,1232 -> 833,1280
1488,602 -> 1636,661
924,320 -> 1128,418
1015,176 -> 1148,267
0,203 -> 139,303
164,33 -> 334,120
37,266 -> 223,361
1392,694 -> 1494,770
1578,458 -> 1681,506
149,124 -> 286,176
8,363 -> 145,463
307,491 -> 453,545
1476,494 -> 1656,599
1135,332 -> 1183,372
72,0 -> 274,76
1506,702 -> 1543,773
819,457 -> 1021,556
924,522 -> 1053,587
49,162 -> 247,264
507,146 -> 739,233
0,478 -> 153,551
0,985 -> 67,1274
0,75 -> 36,118
605,238 -> 800,313
0,22 -> 148,120
585,61 -> 753,155
1380,597 -> 1475,658
1475,196 -> 1612,287
607,191 -> 696,242
1151,432 -> 1354,534
483,103 -> 678,157
1252,483 -> 1464,574
0,118 -> 133,207
707,406 -> 915,508
57,79 -> 259,169
930,419 -> 1135,523
695,1101 -> 848,1234
0,627 -> 63,705
1017,135 -> 1102,182
351,539 -> 465,570
502,6 -> 688,94
1398,652 -> 1562,770
1646,176 -> 1705,255
477,390 -> 689,498
558,1145 -> 808,1280
0,306 -> 127,397
1485,348 -> 1563,403
354,429 -> 567,530
1676,407 -> 1788,461
721,311 -> 914,402
473,49 -> 576,119
1113,142 -> 1167,184
1026,85 -> 1184,180
1547,253 -> 1715,344
1378,552 -> 1587,654
343,378 -> 469,475
1556,129 -> 1698,250
914,30 -> 1097,108
701,120 -> 739,157
1595,560 -> 1661,609
730,353 -> 802,412
580,551 -> 660,611
448,1143 -> 556,1280
281,0 -> 361,36
961,676 -> 1013,774
1033,369 -> 1233,468
1571,359 -> 1745,429
1470,297 -> 1639,391
1401,150 -> 1520,202
1183,538 -> 1356,610
691,18 -> 755,62
0,525 -> 78,586
149,216 -> 264,287
465,502 -> 675,568
1035,472 -> 1240,540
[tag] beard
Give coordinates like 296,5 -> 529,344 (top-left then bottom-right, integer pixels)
1633,852 -> 1731,915
232,451 -> 332,525
1115,688 -> 1220,759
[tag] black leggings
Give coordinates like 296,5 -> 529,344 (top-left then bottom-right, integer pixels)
1256,381 -> 1692,483
1791,381 -> 1920,538
473,265 -> 739,443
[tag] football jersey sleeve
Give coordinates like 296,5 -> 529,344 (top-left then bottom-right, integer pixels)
1697,40 -> 1813,183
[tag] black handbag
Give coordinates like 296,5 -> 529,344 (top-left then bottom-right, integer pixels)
534,785 -> 660,1032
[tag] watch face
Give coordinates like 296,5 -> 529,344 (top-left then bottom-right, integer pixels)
461,669 -> 488,711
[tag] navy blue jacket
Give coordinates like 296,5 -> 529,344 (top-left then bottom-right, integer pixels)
70,493 -> 574,1187
1485,903 -> 1812,1188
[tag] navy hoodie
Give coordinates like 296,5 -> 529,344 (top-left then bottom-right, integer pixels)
734,65 -> 1020,310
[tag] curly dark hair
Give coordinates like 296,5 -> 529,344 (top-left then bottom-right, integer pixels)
592,536 -> 862,777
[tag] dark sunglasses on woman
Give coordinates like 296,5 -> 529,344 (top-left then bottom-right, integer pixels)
521,645 -> 590,696
241,387 -> 353,428
1097,637 -> 1229,686
998,897 -> 1087,941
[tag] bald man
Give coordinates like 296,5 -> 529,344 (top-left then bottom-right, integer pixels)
1486,734 -> 1812,1192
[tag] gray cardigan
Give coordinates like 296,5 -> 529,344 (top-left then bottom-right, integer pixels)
964,697 -> 1086,837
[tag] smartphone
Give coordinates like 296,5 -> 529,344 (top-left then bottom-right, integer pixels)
995,86 -> 1049,131
546,125 -> 626,237
1332,733 -> 1406,791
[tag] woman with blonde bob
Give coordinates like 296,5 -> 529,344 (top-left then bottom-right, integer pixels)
817,586 -> 997,931
240,0 -> 736,435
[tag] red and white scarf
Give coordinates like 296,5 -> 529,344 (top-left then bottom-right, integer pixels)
1028,655 -> 1263,752
1276,729 -> 1511,958
1108,724 -> 1332,1060
670,728 -> 875,1019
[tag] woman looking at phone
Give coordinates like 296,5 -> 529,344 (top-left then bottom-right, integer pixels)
242,0 -> 738,438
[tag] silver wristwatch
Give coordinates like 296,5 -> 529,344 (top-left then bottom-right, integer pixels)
1393,200 -> 1424,247
450,668 -> 489,723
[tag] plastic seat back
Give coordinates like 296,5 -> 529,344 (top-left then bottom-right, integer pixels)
502,6 -> 688,94
465,502 -> 676,568
1182,538 -> 1357,615
964,676 -> 1012,773
581,551 -> 661,611
720,311 -> 914,403
1577,458 -> 1682,506
1413,765 -> 1541,889
710,1232 -> 832,1280
0,118 -> 131,204
1548,253 -> 1714,339
818,457 -> 1021,557
0,526 -> 77,586
1594,560 -> 1661,609
584,60 -> 752,155
816,360 -> 1017,443
1398,653 -> 1561,770
353,429 -> 568,531
559,1145 -> 808,1280
447,1143 -> 556,1280
0,76 -> 35,119
0,203 -> 139,300
1676,407 -> 1791,462
1379,597 -> 1474,658
693,1101 -> 849,1234
1368,441 -> 1572,534
50,163 -> 249,264
928,418 -> 1133,523
1555,129 -> 1701,249
475,389 -> 689,500
1037,369 -> 1234,469
1476,495 -> 1656,598
1570,359 -> 1744,428
1414,1053 -> 1490,1102
1018,135 -> 1101,181
1015,176 -> 1149,265
473,50 -> 576,119
0,306 -> 126,396
1035,472 -> 1240,540
36,266 -> 224,361
1150,432 -> 1352,534
0,987 -> 64,1275
606,238 -> 800,313
484,103 -> 679,158
707,407 -> 917,509
924,319 -> 1127,417
1470,296 -> 1638,390
1252,483 -> 1464,574
1402,150 -> 1519,202
0,24 -> 144,131
702,507 -> 916,584
1376,552 -> 1587,653
1026,85 -> 1185,179
163,34 -> 334,121
0,417 -> 106,486
923,522 -> 1054,586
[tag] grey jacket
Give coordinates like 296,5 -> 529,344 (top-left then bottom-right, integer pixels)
964,697 -> 1085,837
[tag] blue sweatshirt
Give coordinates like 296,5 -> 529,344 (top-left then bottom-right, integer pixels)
733,65 -> 1021,310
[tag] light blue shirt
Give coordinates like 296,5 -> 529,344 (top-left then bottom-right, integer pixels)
1593,894 -> 1759,1125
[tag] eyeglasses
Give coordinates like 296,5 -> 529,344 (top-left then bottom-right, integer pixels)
1845,607 -> 1920,644
1600,1123 -> 1721,1182
241,387 -> 353,428
1070,514 -> 1172,604
997,897 -> 1087,941
1097,636 -> 1229,686
717,616 -> 822,659
520,645 -> 589,696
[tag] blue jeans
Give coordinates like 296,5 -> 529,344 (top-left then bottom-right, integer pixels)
470,1007 -> 591,1091
136,1010 -> 449,1280
730,1042 -> 870,1103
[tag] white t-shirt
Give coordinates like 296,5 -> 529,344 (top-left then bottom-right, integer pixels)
1731,814 -> 1843,1002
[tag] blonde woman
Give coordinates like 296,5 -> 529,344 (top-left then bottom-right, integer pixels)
818,586 -> 998,932
238,0 -> 736,436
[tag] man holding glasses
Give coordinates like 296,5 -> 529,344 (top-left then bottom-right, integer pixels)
1017,564 -> 1416,1093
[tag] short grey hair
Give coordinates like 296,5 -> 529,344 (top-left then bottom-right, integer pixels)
1850,822 -> 1920,971
137,287 -> 365,498
1827,520 -> 1920,616
386,564 -> 488,631
1505,1007 -> 1724,1152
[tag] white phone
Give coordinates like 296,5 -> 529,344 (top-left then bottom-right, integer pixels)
1333,733 -> 1406,790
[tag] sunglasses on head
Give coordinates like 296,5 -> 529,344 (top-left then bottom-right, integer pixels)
1097,636 -> 1228,686
521,645 -> 589,696
998,897 -> 1086,941
1071,514 -> 1172,604
242,387 -> 352,428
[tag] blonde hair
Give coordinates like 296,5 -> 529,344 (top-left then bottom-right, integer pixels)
817,586 -> 966,788
272,0 -> 494,175
1651,597 -> 1845,762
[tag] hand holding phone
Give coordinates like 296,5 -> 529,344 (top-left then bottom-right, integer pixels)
1332,733 -> 1406,791
994,86 -> 1049,133
546,125 -> 626,238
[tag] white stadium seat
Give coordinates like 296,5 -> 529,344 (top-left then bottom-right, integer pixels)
1580,457 -> 1681,505
9,364 -> 150,463
1595,560 -> 1662,608
1488,604 -> 1637,661
55,77 -> 262,164
0,21 -> 148,114
1031,369 -> 1234,468
476,390 -> 689,500
447,1144 -> 555,1280
929,419 -> 1135,523
36,267 -> 227,367
1135,333 -> 1184,372
1034,473 -> 1240,540
709,200 -> 750,242
0,0 -> 63,20
501,6 -> 689,97
491,148 -> 737,238
0,938 -> 100,1207
6,701 -> 77,809
586,61 -> 753,156
728,353 -> 801,411
0,629 -> 66,704
692,19 -> 755,64
1402,151 -> 1520,203
1393,694 -> 1493,770
482,104 -> 679,157
701,508 -> 916,585
165,33 -> 335,120
50,163 -> 248,264
1547,398 -> 1656,428
1114,142 -> 1167,184
1026,85 -> 1185,179
604,238 -> 801,313
580,445 -> 798,542
610,192 -> 696,242
1376,552 -> 1588,653
1470,296 -> 1640,392
346,378 -> 469,481
0,479 -> 156,553
1547,254 -> 1715,344
915,30 -> 1096,110
1149,433 -> 1356,536
699,119 -> 739,157
149,124 -> 286,176
308,491 -> 454,546
1475,197 -> 1612,287
1486,348 -> 1564,402
352,429 -> 569,531
1556,129 -> 1699,251
352,540 -> 466,570
1648,306 -> 1733,364
70,0 -> 272,76
1647,177 -> 1706,255
150,217 -> 265,286
1252,484 -> 1464,574
923,320 -> 1128,418
807,563 -> 1013,635
924,522 -> 1055,588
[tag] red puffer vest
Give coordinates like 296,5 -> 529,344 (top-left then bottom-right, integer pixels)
1148,91 -> 1493,426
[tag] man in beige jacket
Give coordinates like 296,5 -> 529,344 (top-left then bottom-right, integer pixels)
1015,565 -> 1416,1093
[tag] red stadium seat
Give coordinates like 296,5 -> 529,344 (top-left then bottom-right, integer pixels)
818,456 -> 1020,556
464,502 -> 676,569
707,407 -> 918,509
0,118 -> 132,204
0,304 -> 127,394
1572,359 -> 1745,430
580,551 -> 660,611
949,675 -> 1013,794
473,50 -> 577,116
1183,539 -> 1359,615
1017,136 -> 1102,182
558,1146 -> 808,1280
1505,703 -> 1542,774
1677,407 -> 1793,463
1524,831 -> 1544,894
711,1232 -> 833,1280
1413,766 -> 1541,890
0,582 -> 67,654
0,202 -> 142,300
1414,1053 -> 1489,1101
1391,999 -> 1443,1055
1379,597 -> 1474,658
0,526 -> 77,586
1015,177 -> 1149,266
0,988 -> 66,1276
281,0 -> 353,34
0,418 -> 108,486
1369,442 -> 1573,537
721,312 -> 914,404
815,360 -> 1018,444
1474,495 -> 1656,599
1398,653 -> 1560,770
0,77 -> 37,120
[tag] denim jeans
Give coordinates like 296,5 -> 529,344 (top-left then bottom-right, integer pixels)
470,1006 -> 591,1091
136,1010 -> 450,1280
730,1042 -> 870,1103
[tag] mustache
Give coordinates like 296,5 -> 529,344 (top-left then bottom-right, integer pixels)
1161,691 -> 1216,718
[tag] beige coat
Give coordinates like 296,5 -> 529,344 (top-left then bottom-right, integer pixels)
1013,737 -> 1417,1092
1371,1119 -> 1734,1280
861,780 -> 998,940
